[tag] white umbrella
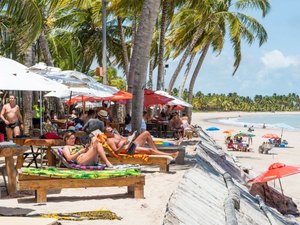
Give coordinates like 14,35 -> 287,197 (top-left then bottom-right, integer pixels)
0,57 -> 67,91
30,64 -> 119,95
44,87 -> 113,99
155,90 -> 193,108
0,57 -> 69,136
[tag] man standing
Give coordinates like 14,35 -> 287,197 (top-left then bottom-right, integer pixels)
0,95 -> 23,140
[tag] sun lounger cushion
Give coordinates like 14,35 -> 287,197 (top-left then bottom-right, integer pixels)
20,167 -> 141,179
51,148 -> 106,170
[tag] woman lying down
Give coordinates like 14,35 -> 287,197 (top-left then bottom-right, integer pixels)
63,131 -> 113,167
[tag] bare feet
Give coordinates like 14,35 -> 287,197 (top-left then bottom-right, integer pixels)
106,162 -> 113,167
173,138 -> 183,145
171,151 -> 179,159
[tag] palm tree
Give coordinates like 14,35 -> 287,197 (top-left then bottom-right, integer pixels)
167,0 -> 270,95
129,0 -> 160,132
178,53 -> 195,98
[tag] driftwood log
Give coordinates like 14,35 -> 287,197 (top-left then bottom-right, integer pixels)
250,183 -> 298,215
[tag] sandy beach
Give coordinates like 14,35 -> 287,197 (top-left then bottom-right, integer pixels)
192,111 -> 300,214
1,111 -> 300,224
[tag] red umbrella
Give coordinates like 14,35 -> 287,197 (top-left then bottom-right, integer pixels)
249,163 -> 300,183
144,89 -> 173,107
262,133 -> 280,139
173,105 -> 185,111
102,90 -> 132,102
66,95 -> 103,105
248,162 -> 300,201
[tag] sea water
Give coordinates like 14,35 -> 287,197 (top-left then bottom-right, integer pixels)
214,113 -> 300,131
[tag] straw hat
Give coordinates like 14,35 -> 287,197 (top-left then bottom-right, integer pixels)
98,110 -> 108,118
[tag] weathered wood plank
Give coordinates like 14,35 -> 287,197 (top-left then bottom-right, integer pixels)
107,157 -> 170,173
18,174 -> 145,202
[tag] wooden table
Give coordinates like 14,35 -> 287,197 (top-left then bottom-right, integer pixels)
0,144 -> 29,195
13,138 -> 65,167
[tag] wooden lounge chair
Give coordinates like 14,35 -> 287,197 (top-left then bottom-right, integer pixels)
155,145 -> 186,165
104,154 -> 173,173
17,167 -> 145,203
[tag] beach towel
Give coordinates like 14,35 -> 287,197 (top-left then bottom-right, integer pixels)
20,167 -> 141,179
95,133 -> 149,162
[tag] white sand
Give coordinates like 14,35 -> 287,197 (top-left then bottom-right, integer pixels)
0,150 -> 197,225
1,111 -> 300,224
192,111 -> 300,211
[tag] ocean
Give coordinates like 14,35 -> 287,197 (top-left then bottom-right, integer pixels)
213,113 -> 300,131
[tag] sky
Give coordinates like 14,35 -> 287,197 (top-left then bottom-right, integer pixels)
160,0 -> 300,98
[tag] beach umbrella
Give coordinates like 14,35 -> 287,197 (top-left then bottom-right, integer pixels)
144,89 -> 173,107
223,129 -> 235,134
65,95 -> 103,105
248,162 -> 300,201
155,90 -> 193,108
0,57 -> 67,91
262,133 -> 280,139
173,105 -> 185,111
102,90 -> 132,102
234,131 -> 248,137
206,127 -> 220,131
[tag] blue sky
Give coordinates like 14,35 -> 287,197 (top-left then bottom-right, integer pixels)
161,0 -> 300,98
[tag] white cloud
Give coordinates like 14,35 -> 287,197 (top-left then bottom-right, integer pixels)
261,50 -> 299,69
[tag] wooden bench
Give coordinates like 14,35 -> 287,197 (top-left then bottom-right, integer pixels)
156,146 -> 186,165
106,155 -> 172,173
18,172 -> 145,203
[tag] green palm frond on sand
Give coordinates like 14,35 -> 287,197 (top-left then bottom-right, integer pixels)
28,209 -> 121,221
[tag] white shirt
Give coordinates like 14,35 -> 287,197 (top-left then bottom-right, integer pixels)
141,118 -> 147,131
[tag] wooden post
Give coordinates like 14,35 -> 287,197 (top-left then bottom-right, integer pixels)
36,189 -> 47,203
5,156 -> 17,195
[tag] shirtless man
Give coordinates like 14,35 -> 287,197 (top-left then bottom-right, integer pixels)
0,95 -> 24,140
103,126 -> 178,158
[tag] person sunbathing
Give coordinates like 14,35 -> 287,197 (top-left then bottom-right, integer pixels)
63,131 -> 113,167
103,126 -> 179,159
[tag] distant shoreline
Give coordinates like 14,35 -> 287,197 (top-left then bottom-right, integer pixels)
192,111 -> 300,132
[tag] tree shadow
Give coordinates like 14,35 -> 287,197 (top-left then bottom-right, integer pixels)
0,206 -> 34,216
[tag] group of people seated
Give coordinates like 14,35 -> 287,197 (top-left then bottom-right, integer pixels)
137,106 -> 194,140
227,137 -> 251,152
63,127 -> 179,168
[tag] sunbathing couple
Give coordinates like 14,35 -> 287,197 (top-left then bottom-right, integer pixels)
63,127 -> 179,167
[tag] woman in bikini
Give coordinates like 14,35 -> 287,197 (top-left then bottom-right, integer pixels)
63,132 -> 113,167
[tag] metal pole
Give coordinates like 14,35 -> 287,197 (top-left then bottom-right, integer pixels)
278,178 -> 285,201
102,0 -> 107,84
39,91 -> 43,136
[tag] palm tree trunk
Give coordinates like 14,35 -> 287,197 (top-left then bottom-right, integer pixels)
156,0 -> 169,90
117,17 -> 130,80
22,46 -> 34,135
132,13 -> 138,51
38,30 -> 53,67
102,0 -> 108,84
39,30 -> 65,117
187,44 -> 210,121
129,0 -> 160,132
126,13 -> 138,115
178,53 -> 195,98
167,28 -> 203,93
148,59 -> 154,90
